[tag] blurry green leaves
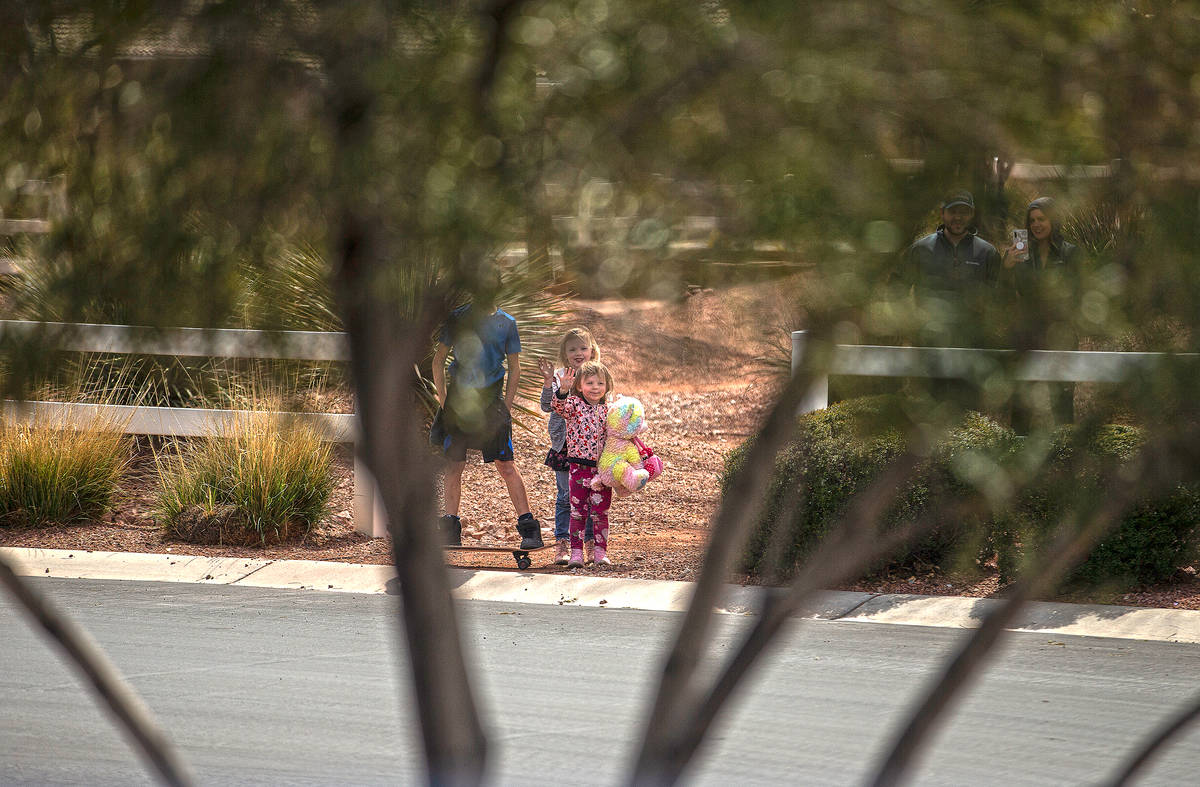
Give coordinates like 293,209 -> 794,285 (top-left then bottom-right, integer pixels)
1,0 -> 1197,358
4,10 -> 332,325
579,38 -> 627,86
628,218 -> 670,249
470,135 -> 505,168
512,15 -> 557,48
863,221 -> 903,254
23,109 -> 43,137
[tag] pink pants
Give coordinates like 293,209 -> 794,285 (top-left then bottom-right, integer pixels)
568,464 -> 611,551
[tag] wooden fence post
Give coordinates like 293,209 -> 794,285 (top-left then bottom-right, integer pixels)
352,451 -> 390,539
791,330 -> 829,414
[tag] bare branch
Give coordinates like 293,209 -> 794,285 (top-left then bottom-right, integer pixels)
611,28 -> 775,151
661,452 -> 929,777
335,220 -> 489,786
639,421 -> 1005,784
475,0 -> 527,123
612,49 -> 737,151
630,363 -> 815,785
870,428 -> 1197,787
760,464 -> 809,587
328,23 -> 490,779
0,555 -> 193,786
472,0 -> 529,181
1107,691 -> 1200,786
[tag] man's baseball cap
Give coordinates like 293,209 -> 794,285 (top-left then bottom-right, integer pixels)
942,190 -> 975,210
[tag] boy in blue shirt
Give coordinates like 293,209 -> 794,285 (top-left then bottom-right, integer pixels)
431,285 -> 543,550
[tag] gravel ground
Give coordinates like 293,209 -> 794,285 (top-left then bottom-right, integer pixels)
3,280 -> 1200,610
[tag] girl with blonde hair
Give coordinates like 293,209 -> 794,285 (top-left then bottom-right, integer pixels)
538,327 -> 602,564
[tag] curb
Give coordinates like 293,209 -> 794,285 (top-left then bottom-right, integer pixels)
4,547 -> 1200,645
0,546 -> 864,618
838,594 -> 1200,645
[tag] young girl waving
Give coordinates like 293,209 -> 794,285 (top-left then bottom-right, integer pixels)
550,360 -> 615,568
538,327 -> 600,565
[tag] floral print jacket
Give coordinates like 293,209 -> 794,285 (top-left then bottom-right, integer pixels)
550,392 -> 608,464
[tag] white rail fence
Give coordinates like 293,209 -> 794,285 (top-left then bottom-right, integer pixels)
0,320 -> 388,538
791,330 -> 1194,414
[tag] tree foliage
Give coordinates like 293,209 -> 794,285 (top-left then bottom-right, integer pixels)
3,1 -> 1200,785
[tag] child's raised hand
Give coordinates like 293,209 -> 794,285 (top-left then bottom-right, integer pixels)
557,366 -> 575,390
537,358 -> 555,384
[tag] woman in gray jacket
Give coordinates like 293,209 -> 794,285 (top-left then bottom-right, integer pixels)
1006,196 -> 1084,431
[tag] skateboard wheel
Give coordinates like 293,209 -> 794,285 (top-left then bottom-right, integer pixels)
516,556 -> 532,570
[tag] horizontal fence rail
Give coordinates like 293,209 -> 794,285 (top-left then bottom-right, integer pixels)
1,401 -> 357,442
0,218 -> 51,235
0,320 -> 350,361
0,321 -> 385,538
790,330 -> 1198,414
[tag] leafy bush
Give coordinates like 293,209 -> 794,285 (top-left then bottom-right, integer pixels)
729,403 -> 1200,590
156,414 -> 334,545
1007,424 -> 1200,587
726,395 -> 1017,579
0,416 -> 131,526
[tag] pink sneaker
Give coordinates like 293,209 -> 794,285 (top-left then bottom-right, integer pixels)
593,546 -> 611,567
554,539 -> 569,565
567,548 -> 585,569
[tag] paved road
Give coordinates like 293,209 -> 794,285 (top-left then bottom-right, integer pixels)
3,579 -> 1200,786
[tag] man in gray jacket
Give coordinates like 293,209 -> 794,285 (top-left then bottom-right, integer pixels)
905,190 -> 1001,290
901,190 -> 1002,406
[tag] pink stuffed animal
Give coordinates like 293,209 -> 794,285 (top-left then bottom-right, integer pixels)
591,395 -> 663,497
633,436 -> 663,480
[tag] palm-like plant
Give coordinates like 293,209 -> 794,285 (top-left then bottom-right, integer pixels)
1058,199 -> 1144,260
236,242 -> 572,419
238,242 -> 342,332
6,240 -> 572,416
429,250 -> 573,422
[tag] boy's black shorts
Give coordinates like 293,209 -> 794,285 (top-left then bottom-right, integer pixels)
430,384 -> 515,463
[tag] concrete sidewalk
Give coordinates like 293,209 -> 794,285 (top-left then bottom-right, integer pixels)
4,546 -> 1200,645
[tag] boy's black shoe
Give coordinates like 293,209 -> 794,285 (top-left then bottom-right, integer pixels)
516,513 -> 543,550
440,514 -> 462,546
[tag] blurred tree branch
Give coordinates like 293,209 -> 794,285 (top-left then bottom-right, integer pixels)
1106,691 -> 1200,787
637,450 -> 928,784
631,359 -> 816,784
476,0 -> 529,129
322,9 -> 490,782
0,555 -> 193,786
870,424 -> 1200,787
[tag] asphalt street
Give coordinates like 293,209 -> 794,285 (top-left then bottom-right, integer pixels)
3,578 -> 1200,786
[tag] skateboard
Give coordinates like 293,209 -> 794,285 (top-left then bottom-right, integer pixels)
444,542 -> 554,570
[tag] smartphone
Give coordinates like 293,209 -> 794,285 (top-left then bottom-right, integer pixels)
1012,228 -> 1029,260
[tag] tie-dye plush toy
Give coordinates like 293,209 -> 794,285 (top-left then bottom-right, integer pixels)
591,395 -> 663,497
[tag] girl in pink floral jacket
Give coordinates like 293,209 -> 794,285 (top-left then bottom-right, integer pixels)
551,360 -> 616,567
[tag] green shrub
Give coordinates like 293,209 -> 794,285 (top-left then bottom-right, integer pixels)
730,402 -> 1200,590
156,414 -> 334,545
726,395 -> 1017,580
0,416 -> 131,526
1008,424 -> 1200,587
